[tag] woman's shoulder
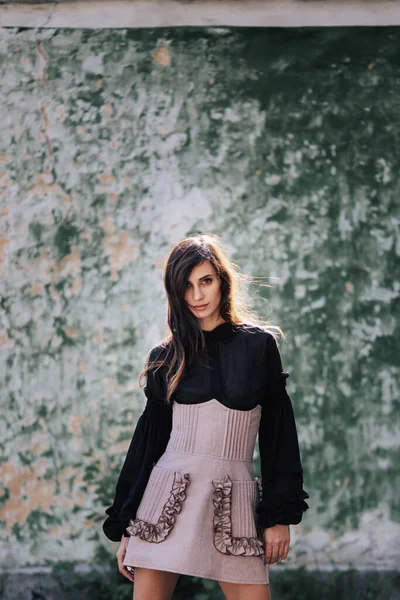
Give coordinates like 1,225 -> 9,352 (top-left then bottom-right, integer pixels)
148,340 -> 171,363
147,338 -> 171,364
234,324 -> 281,359
235,322 -> 277,342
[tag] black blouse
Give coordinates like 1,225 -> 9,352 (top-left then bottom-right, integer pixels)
102,322 -> 310,542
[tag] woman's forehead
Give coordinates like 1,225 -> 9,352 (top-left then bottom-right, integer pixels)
188,261 -> 216,279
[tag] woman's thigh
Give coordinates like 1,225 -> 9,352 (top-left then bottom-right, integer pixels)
132,567 -> 180,600
218,580 -> 271,600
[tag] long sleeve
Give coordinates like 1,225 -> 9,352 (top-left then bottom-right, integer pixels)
102,347 -> 173,542
256,334 -> 310,529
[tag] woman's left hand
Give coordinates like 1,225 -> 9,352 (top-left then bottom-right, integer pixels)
263,524 -> 290,565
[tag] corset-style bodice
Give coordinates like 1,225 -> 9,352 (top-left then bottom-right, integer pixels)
164,398 -> 262,461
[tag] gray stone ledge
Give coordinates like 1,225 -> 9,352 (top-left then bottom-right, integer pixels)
0,0 -> 400,29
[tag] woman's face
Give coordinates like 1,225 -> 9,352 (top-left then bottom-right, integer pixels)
184,261 -> 224,328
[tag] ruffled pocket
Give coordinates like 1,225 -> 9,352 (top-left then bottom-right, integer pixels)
212,475 -> 265,556
126,465 -> 190,543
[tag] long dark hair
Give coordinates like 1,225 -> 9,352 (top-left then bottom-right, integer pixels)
139,233 -> 284,403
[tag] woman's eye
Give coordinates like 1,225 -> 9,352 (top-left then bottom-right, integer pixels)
186,278 -> 212,288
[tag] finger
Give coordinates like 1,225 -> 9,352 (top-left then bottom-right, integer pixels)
117,556 -> 134,582
264,542 -> 274,565
277,542 -> 286,562
117,555 -> 131,580
282,541 -> 290,561
121,566 -> 135,582
276,540 -> 285,562
266,542 -> 278,565
278,541 -> 288,562
270,542 -> 281,564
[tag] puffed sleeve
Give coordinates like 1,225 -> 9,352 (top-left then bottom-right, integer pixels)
102,346 -> 173,542
256,334 -> 310,529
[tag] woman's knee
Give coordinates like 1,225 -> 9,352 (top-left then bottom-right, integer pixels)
133,567 -> 180,600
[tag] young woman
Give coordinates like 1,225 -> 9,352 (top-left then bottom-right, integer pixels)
103,234 -> 309,600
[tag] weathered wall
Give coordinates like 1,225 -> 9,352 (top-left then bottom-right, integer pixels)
0,26 -> 399,576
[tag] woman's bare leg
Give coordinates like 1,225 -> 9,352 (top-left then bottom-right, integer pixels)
218,581 -> 271,600
132,567 -> 180,600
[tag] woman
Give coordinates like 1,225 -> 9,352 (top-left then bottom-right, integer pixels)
103,233 -> 309,600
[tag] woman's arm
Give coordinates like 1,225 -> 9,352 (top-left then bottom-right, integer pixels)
256,334 -> 310,529
102,345 -> 173,542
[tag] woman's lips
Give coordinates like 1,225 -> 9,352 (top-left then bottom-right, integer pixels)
192,304 -> 208,311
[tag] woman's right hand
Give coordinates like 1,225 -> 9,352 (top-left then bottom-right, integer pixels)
116,535 -> 135,582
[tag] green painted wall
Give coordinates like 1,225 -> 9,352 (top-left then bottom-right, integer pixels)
0,26 -> 399,573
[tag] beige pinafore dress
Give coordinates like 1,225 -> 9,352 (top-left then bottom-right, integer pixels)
123,398 -> 269,585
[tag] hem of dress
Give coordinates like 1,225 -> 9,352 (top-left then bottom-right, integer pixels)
123,560 -> 269,585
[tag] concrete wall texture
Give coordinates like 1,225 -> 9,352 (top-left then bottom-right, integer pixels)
0,26 -> 399,574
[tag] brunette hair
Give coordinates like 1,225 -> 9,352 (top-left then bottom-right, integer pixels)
139,233 -> 284,403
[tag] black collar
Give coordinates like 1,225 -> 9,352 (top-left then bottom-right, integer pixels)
202,321 -> 236,343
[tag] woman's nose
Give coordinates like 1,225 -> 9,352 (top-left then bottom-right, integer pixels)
193,286 -> 204,301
